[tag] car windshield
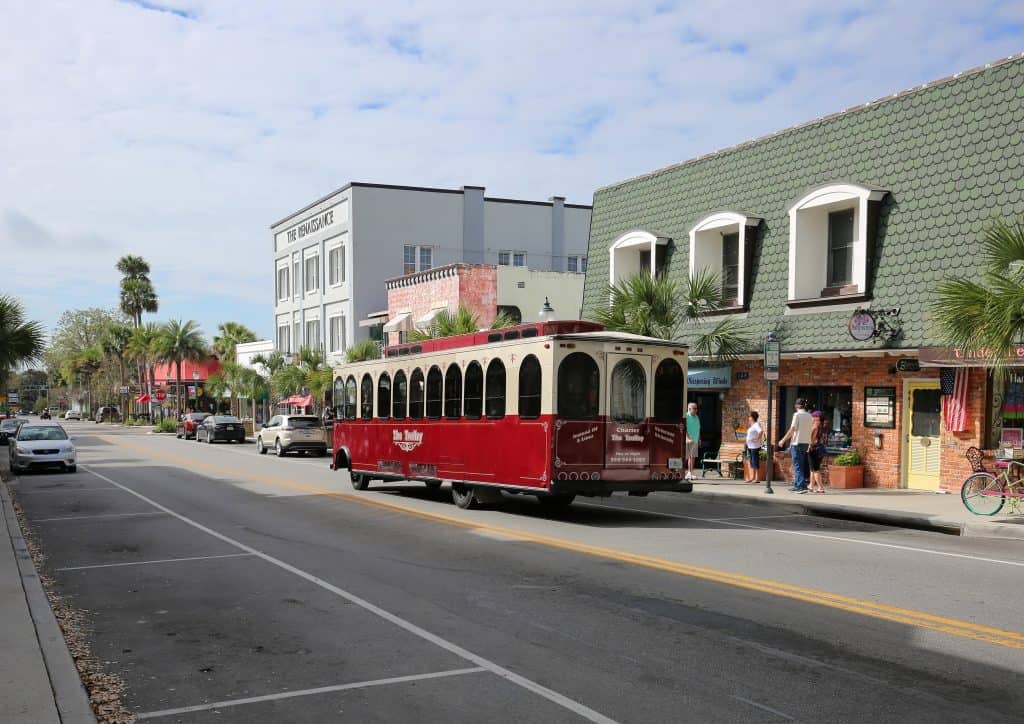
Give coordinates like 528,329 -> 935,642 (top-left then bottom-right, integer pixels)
18,426 -> 68,441
286,417 -> 322,429
1,420 -> 22,430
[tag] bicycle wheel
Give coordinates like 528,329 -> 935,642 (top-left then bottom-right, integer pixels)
961,473 -> 1005,516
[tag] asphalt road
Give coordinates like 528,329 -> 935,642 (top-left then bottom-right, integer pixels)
9,422 -> 1024,723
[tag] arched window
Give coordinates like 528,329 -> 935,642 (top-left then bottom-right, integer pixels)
426,366 -> 443,419
485,359 -> 506,419
409,369 -> 424,420
653,359 -> 685,422
392,370 -> 408,420
444,364 -> 462,419
518,355 -> 542,419
377,372 -> 391,419
360,374 -> 374,420
464,362 -> 483,419
557,353 -> 600,419
333,376 -> 345,419
610,359 -> 646,423
345,376 -> 358,419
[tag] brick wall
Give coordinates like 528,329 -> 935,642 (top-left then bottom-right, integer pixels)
719,358 -> 986,490
386,264 -> 498,345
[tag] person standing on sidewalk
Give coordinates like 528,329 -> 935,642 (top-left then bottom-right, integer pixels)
777,398 -> 813,493
744,411 -> 764,483
685,402 -> 700,480
807,410 -> 827,493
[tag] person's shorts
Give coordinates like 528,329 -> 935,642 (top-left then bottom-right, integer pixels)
746,447 -> 761,469
809,452 -> 823,472
686,440 -> 699,458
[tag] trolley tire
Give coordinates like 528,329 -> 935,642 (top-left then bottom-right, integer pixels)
350,472 -> 369,491
961,472 -> 1005,516
425,480 -> 442,489
451,484 -> 477,509
538,494 -> 576,508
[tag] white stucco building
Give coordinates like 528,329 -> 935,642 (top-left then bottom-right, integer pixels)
270,182 -> 592,364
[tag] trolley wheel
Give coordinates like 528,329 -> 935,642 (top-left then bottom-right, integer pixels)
451,483 -> 477,509
350,471 -> 370,491
538,494 -> 576,508
961,472 -> 1005,516
425,480 -> 442,489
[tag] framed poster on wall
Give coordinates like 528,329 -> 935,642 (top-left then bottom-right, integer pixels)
864,386 -> 896,429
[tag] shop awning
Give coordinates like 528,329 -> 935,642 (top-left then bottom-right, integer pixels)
383,312 -> 412,333
918,347 -> 1024,367
135,394 -> 152,403
359,310 -> 389,328
414,307 -> 446,331
279,394 -> 313,407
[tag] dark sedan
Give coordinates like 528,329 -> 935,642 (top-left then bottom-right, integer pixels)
0,418 -> 29,443
196,415 -> 246,444
176,412 -> 210,440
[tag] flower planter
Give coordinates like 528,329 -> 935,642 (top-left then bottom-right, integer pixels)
829,464 -> 864,489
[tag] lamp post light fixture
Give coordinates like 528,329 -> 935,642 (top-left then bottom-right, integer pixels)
538,297 -> 555,323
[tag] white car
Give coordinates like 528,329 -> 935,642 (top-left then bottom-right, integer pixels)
256,415 -> 327,457
64,410 -> 82,420
9,423 -> 77,473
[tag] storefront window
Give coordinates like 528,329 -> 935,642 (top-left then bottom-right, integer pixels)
779,386 -> 853,450
996,371 -> 1024,446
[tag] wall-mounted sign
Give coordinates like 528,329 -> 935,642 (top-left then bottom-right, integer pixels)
688,366 -> 732,389
896,359 -> 921,372
286,209 -> 336,243
849,310 -> 877,341
864,386 -> 896,429
735,371 -> 750,380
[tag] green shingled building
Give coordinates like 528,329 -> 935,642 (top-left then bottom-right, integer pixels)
582,54 -> 1024,490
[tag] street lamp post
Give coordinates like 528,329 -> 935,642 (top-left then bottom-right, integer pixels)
763,331 -> 780,495
538,297 -> 555,323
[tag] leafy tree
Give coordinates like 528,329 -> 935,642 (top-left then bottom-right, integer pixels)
345,339 -> 382,363
409,305 -> 516,342
932,216 -> 1024,370
271,347 -> 332,412
251,351 -> 286,417
212,322 -> 258,361
154,320 -> 208,414
0,296 -> 45,391
101,320 -> 134,410
117,255 -> 159,327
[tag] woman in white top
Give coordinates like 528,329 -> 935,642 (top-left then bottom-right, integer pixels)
744,411 -> 765,483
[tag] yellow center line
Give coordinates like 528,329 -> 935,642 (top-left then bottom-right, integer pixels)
98,435 -> 1024,650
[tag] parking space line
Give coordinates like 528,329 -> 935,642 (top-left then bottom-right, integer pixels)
56,553 -> 254,572
16,487 -> 120,495
706,514 -> 801,522
81,465 -> 619,724
136,667 -> 487,719
34,511 -> 169,523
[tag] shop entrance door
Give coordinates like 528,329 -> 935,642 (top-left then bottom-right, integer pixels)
687,391 -> 723,461
903,381 -> 942,490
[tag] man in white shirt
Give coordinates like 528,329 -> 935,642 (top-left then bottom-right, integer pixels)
777,398 -> 813,493
744,411 -> 764,483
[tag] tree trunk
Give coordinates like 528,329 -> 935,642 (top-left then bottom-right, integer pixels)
176,360 -> 182,415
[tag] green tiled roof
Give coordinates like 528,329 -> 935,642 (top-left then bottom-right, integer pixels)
582,55 -> 1024,354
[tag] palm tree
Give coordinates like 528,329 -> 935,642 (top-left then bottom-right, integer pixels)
128,322 -> 161,417
345,339 -> 382,363
0,295 -> 45,393
234,367 -> 269,422
270,348 -> 332,413
252,351 -> 286,421
101,321 -> 134,416
932,216 -> 1024,371
155,320 -> 207,414
409,305 -> 516,342
212,322 -> 258,361
116,255 -> 159,328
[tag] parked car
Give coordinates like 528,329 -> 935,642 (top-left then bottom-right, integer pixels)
95,406 -> 121,423
0,417 -> 29,443
9,423 -> 76,473
64,410 -> 82,421
196,415 -> 246,444
176,412 -> 210,440
256,415 -> 327,457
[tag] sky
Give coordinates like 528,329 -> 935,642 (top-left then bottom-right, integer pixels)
2,0 -> 1024,343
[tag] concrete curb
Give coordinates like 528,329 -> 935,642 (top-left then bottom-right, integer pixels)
686,487 -> 1024,541
0,468 -> 96,723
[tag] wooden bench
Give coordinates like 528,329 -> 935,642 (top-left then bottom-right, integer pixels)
700,452 -> 743,479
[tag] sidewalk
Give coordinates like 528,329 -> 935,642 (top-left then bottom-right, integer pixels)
0,448 -> 95,723
689,474 -> 1024,541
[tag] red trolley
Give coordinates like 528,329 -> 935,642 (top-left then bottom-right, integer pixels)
329,320 -> 691,509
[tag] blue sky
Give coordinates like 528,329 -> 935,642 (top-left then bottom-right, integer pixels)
2,0 -> 1024,343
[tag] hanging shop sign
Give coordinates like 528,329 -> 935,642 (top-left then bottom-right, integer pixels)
848,307 -> 903,342
848,311 -> 876,341
864,386 -> 896,429
688,366 -> 732,389
918,346 -> 1024,367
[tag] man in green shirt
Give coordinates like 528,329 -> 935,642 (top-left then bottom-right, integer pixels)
685,402 -> 701,480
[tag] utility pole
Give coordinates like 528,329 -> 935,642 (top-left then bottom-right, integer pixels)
763,331 -> 780,495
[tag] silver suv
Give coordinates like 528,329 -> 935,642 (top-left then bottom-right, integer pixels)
256,415 -> 326,457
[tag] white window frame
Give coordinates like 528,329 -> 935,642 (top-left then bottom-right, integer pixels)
292,258 -> 300,299
403,244 -> 433,275
276,265 -> 290,301
688,212 -> 761,309
327,244 -> 345,286
304,254 -> 320,294
609,230 -> 669,285
499,250 -> 527,267
787,182 -> 887,302
305,318 -> 321,351
328,314 -> 346,353
277,324 -> 290,354
568,255 -> 588,273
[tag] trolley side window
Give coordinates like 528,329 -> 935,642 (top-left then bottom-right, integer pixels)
464,362 -> 483,419
485,359 -> 506,419
444,364 -> 462,419
333,376 -> 345,419
345,376 -> 358,419
610,359 -> 646,423
393,370 -> 408,420
377,372 -> 391,419
409,368 -> 425,420
518,355 -> 542,419
653,358 -> 685,422
360,374 -> 373,420
557,352 -> 600,420
426,366 -> 443,419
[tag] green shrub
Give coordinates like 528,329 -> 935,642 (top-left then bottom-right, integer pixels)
832,450 -> 862,466
155,417 -> 178,433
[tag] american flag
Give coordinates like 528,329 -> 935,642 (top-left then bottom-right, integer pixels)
940,367 -> 969,432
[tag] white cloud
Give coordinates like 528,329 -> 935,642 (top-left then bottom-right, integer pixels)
2,0 -> 1022,339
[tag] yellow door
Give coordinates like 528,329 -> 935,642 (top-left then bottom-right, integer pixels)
903,382 -> 942,490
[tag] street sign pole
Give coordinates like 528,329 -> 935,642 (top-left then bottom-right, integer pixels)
763,332 -> 781,495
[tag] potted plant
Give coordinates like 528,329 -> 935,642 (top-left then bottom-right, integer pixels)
829,449 -> 864,489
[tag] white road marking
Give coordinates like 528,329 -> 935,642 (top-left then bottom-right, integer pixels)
706,514 -> 800,522
136,667 -> 487,719
731,695 -> 795,721
34,511 -> 168,523
16,487 -> 120,494
582,502 -> 1024,568
81,466 -> 618,724
56,553 -> 254,571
